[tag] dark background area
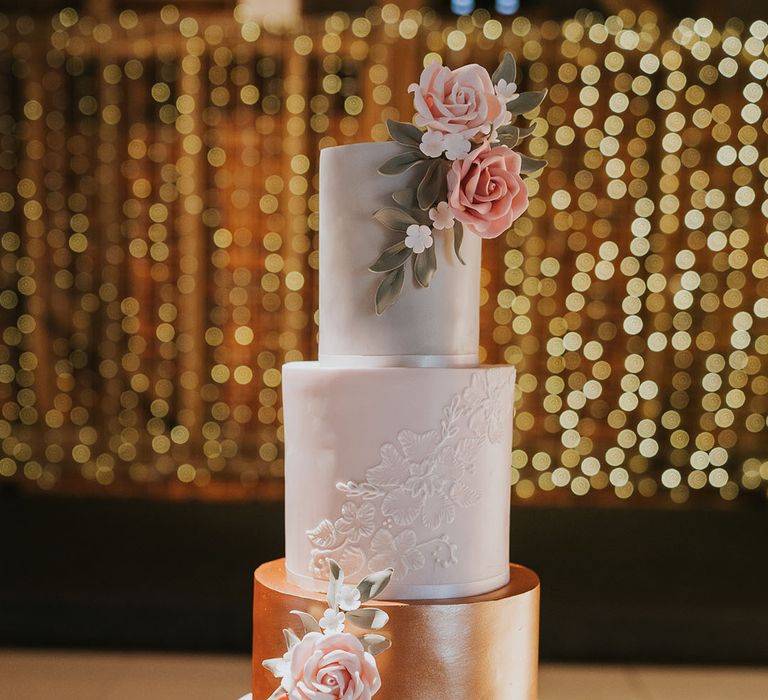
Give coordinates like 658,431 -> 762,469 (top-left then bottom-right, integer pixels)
3,490 -> 768,663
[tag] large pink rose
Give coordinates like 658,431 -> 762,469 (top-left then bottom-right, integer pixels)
447,143 -> 529,239
408,62 -> 507,140
281,632 -> 382,700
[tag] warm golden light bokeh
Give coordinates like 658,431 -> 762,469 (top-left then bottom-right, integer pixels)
0,5 -> 767,504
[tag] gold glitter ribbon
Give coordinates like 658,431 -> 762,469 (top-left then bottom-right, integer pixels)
252,559 -> 540,700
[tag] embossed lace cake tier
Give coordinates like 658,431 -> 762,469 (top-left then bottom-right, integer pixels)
283,363 -> 516,600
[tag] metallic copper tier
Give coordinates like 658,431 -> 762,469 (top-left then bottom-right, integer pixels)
252,559 -> 540,700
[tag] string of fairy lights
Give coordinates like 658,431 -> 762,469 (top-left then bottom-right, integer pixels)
0,5 -> 767,503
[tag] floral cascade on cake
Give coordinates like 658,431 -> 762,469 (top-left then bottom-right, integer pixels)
370,52 -> 547,313
262,561 -> 394,699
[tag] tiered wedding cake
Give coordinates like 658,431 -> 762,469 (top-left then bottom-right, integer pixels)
250,54 -> 546,700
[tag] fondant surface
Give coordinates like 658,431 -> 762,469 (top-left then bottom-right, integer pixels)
283,362 -> 516,600
319,142 -> 481,365
252,559 -> 540,700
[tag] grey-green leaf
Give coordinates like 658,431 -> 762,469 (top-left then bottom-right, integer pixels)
386,119 -> 423,148
519,154 -> 548,174
492,51 -> 517,85
360,634 -> 392,656
453,221 -> 465,265
497,124 -> 536,148
416,158 -> 444,211
370,241 -> 410,273
283,627 -> 300,650
357,568 -> 394,602
327,559 -> 343,610
508,89 -> 548,115
373,207 -> 418,232
290,610 -> 321,635
414,243 -> 437,288
378,149 -> 425,175
392,188 -> 418,209
375,268 -> 405,315
344,607 -> 390,630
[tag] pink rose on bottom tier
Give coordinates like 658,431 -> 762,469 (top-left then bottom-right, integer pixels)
447,142 -> 529,238
280,631 -> 382,699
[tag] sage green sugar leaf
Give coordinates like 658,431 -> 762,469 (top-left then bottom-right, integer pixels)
375,267 -> 405,315
497,124 -> 536,148
373,207 -> 418,231
492,51 -> 517,85
508,89 -> 548,115
290,610 -> 321,635
378,149 -> 425,175
414,242 -> 437,288
386,119 -> 424,148
344,607 -> 390,630
417,158 -> 444,211
356,568 -> 394,602
369,241 -> 411,273
361,634 -> 392,657
519,154 -> 548,174
326,558 -> 343,610
283,627 -> 300,650
453,221 -> 465,265
392,188 -> 418,209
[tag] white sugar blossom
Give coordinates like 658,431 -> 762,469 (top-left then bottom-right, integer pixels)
319,608 -> 346,634
495,78 -> 519,102
404,224 -> 434,254
429,201 -> 454,230
337,585 -> 362,612
263,649 -> 292,680
443,133 -> 472,161
419,129 -> 446,158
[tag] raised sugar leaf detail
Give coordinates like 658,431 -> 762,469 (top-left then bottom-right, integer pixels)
369,241 -> 411,273
386,119 -> 423,148
377,149 -> 425,175
375,266 -> 405,315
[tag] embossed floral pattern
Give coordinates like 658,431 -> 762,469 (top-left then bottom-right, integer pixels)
336,502 -> 376,543
306,370 -> 514,581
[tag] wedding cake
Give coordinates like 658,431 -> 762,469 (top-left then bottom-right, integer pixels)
249,53 -> 546,700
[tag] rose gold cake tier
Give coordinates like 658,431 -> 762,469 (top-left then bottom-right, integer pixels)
252,559 -> 540,700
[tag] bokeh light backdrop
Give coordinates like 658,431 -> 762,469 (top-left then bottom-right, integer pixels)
1,4 -> 767,504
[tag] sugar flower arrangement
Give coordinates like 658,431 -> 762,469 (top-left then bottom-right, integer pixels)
371,52 -> 547,313
263,560 -> 394,699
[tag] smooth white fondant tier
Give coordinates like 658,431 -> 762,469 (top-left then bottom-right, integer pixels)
319,142 -> 481,367
283,362 -> 516,600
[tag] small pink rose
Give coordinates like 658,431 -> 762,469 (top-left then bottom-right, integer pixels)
447,143 -> 529,239
408,62 -> 507,142
281,632 -> 382,700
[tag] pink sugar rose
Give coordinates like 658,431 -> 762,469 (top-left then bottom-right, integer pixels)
447,142 -> 529,239
280,632 -> 382,700
408,61 -> 507,141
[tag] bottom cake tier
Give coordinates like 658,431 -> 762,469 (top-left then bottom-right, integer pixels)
252,559 -> 540,699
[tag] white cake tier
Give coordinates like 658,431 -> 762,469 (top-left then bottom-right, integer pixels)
319,142 -> 482,367
283,362 -> 516,600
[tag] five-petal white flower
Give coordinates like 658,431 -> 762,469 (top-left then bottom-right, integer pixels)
419,130 -> 446,158
319,608 -> 346,634
495,78 -> 519,102
404,224 -> 434,254
337,585 -> 362,612
443,133 -> 472,160
429,201 -> 455,230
